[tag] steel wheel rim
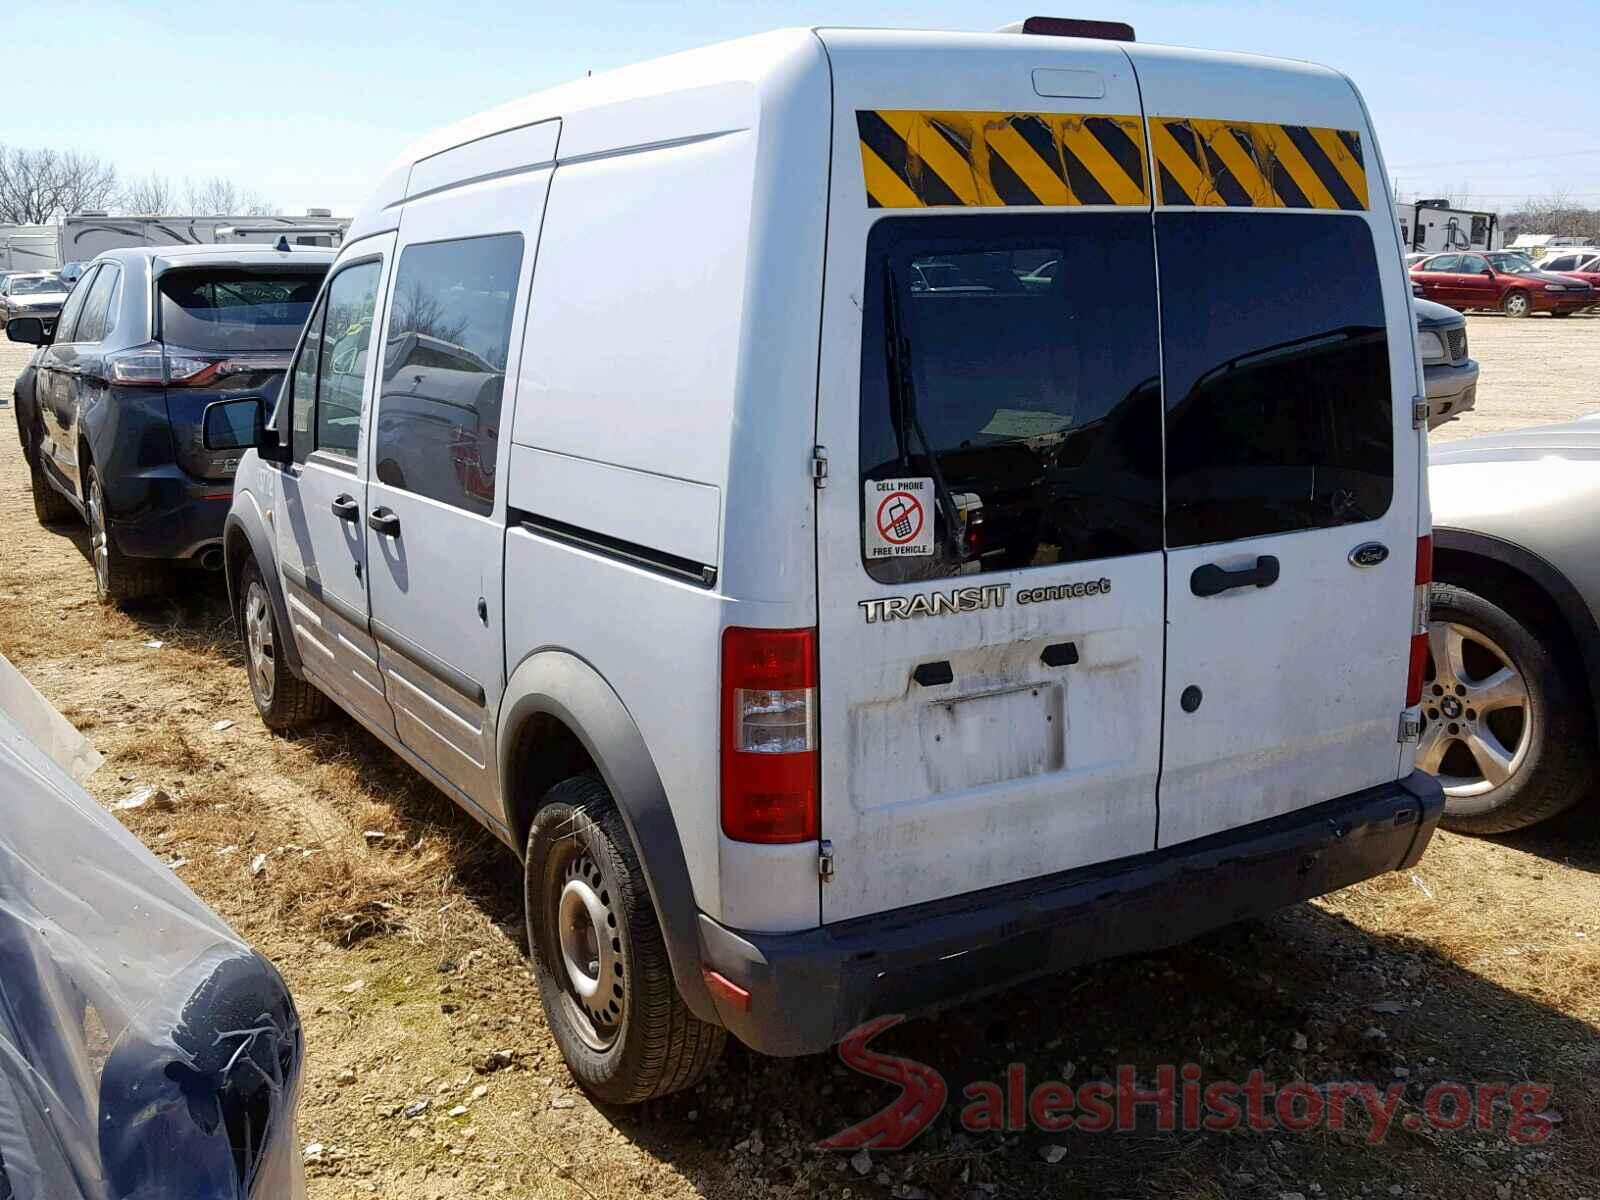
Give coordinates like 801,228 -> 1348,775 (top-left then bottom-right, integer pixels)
1418,619 -> 1533,800
550,846 -> 624,1051
244,580 -> 276,704
87,476 -> 111,599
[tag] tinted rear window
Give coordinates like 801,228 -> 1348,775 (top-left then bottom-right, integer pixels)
858,213 -> 1163,582
1158,213 -> 1393,548
158,269 -> 324,352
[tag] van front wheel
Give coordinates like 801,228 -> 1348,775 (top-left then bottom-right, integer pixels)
525,775 -> 725,1104
239,557 -> 328,731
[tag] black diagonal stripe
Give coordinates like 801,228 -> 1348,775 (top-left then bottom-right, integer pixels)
1159,162 -> 1194,207
1010,115 -> 1070,185
1084,117 -> 1146,194
1336,128 -> 1363,165
856,110 -> 963,207
1265,151 -> 1311,209
1059,141 -> 1114,206
986,146 -> 1043,205
1164,121 -> 1248,207
1281,124 -> 1362,210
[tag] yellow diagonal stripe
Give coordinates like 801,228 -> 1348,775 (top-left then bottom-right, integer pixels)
983,121 -> 1076,205
859,141 -> 924,209
1060,120 -> 1147,206
1150,120 -> 1225,207
1261,124 -> 1338,210
1200,123 -> 1282,207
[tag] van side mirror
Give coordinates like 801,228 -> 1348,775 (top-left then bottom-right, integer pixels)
202,397 -> 268,452
5,317 -> 47,346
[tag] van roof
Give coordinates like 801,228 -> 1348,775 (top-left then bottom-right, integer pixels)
351,26 -> 1354,237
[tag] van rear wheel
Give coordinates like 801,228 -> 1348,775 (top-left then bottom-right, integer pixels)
525,774 -> 725,1104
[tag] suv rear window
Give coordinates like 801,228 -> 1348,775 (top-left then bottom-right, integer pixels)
158,269 -> 323,352
1158,213 -> 1392,547
858,213 -> 1163,581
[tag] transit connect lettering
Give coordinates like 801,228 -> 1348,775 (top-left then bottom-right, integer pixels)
858,584 -> 1009,624
857,577 -> 1112,623
1017,578 -> 1112,604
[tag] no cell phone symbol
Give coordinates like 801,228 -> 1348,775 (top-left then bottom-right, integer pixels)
878,492 -> 924,545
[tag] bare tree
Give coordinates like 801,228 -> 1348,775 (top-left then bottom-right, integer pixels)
183,175 -> 276,216
120,172 -> 178,215
0,145 -> 119,223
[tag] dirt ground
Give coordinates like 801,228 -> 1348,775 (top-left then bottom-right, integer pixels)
1,314 -> 1597,1200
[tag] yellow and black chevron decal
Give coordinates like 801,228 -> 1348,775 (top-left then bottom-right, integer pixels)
856,110 -> 1149,208
1150,117 -> 1368,211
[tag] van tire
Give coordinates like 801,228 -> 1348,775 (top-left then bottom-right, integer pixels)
1501,289 -> 1532,318
1425,583 -> 1591,834
525,774 -> 725,1104
238,556 -> 328,730
86,468 -> 165,606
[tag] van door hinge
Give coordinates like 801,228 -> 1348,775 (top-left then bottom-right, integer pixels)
1412,397 -> 1429,429
811,445 -> 829,488
1398,711 -> 1422,743
818,839 -> 835,880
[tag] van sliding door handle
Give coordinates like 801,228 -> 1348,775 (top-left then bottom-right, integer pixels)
331,494 -> 360,521
1190,555 -> 1279,597
367,508 -> 401,537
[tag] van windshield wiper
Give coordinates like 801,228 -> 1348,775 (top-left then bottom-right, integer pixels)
883,263 -> 966,558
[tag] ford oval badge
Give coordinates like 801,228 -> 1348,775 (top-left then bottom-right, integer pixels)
1349,542 -> 1389,568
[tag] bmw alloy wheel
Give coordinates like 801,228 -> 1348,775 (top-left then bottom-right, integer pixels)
1418,619 -> 1532,797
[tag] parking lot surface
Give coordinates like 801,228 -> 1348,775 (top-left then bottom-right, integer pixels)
1,318 -> 1596,1199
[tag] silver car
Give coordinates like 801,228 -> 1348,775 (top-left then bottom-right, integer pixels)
1426,419 -> 1600,832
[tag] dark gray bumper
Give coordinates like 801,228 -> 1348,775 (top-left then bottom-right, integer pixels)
698,771 -> 1445,1056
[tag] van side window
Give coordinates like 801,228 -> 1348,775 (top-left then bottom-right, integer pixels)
1158,213 -> 1393,548
288,299 -> 328,464
313,261 -> 382,459
374,233 -> 524,516
858,213 -> 1163,581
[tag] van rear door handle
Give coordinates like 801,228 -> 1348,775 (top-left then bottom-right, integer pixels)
1190,555 -> 1279,597
367,507 -> 401,537
331,494 -> 359,521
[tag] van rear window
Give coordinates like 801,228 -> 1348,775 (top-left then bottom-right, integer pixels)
1158,213 -> 1393,547
858,213 -> 1163,582
158,270 -> 323,352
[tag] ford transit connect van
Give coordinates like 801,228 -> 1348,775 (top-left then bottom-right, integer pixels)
214,23 -> 1445,1103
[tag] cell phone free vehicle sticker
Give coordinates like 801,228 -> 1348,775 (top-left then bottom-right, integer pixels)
865,478 -> 934,559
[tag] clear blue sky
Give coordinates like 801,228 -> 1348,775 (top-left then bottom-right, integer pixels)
17,0 -> 1600,216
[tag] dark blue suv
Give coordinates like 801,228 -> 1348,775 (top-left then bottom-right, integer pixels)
8,244 -> 332,604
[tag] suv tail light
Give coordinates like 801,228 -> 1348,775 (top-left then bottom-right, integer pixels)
721,627 -> 818,843
1406,535 -> 1433,707
107,342 -> 257,388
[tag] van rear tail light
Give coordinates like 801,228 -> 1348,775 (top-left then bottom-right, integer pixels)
721,627 -> 818,843
1406,535 -> 1433,707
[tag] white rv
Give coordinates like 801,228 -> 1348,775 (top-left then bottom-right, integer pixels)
1396,200 -> 1501,254
56,212 -> 347,267
0,226 -> 60,273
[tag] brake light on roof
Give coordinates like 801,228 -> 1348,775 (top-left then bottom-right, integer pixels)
721,627 -> 819,843
1004,15 -> 1136,41
1406,535 -> 1433,708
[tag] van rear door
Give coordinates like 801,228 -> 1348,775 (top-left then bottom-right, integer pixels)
813,32 -> 1165,923
1126,47 -> 1422,847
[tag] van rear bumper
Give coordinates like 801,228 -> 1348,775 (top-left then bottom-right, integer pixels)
697,770 -> 1445,1057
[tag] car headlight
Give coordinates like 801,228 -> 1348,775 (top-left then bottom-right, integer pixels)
1416,330 -> 1447,364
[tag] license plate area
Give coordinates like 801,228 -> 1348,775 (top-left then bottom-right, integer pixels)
920,684 -> 1064,794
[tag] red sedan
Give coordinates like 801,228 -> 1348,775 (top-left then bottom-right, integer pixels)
1409,250 -> 1595,317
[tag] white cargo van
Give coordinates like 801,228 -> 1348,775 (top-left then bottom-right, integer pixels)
214,21 -> 1445,1102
